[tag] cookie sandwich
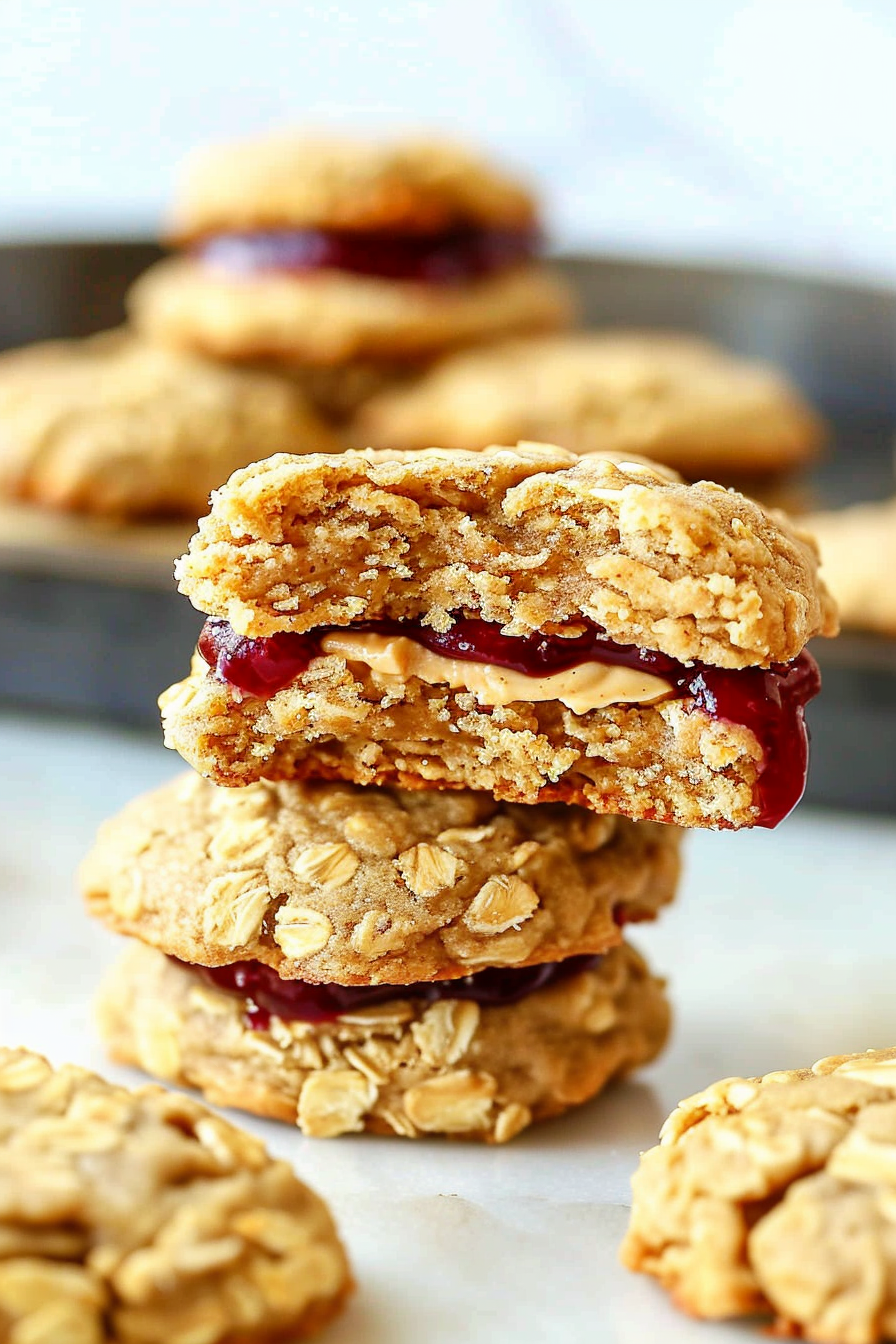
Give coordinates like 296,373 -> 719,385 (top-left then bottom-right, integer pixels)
0,1047 -> 351,1341
84,775 -> 676,1141
622,1047 -> 896,1344
0,329 -> 339,519
127,133 -> 574,420
352,331 -> 825,483
162,444 -> 836,829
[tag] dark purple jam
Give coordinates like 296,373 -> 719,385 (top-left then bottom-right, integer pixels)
188,954 -> 602,1031
194,226 -> 539,284
197,615 -> 821,829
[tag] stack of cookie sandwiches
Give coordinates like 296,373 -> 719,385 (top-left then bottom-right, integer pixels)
82,444 -> 836,1141
128,133 -> 574,423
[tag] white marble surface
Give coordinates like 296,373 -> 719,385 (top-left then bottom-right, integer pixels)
3,705 -> 896,1341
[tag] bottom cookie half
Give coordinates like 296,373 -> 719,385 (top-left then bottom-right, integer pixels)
98,940 -> 669,1142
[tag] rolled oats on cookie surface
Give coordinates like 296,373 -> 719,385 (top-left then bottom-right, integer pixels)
161,444 -> 835,829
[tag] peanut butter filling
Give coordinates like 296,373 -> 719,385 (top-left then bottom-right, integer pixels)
319,631 -> 674,714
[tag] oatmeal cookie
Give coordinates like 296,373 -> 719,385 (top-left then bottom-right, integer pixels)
352,331 -> 824,477
166,133 -> 538,241
162,649 -> 781,828
97,940 -> 670,1142
128,259 -> 574,366
806,496 -> 896,636
0,1047 -> 350,1342
81,773 -> 680,986
174,445 -> 834,663
160,447 -> 833,828
622,1047 -> 896,1342
0,330 -> 339,518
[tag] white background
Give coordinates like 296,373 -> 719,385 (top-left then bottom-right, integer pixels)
2,0 -> 895,280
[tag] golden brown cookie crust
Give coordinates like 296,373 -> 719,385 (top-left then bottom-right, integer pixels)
176,444 -> 836,667
0,1047 -> 351,1343
128,258 -> 574,366
0,330 -> 340,519
622,1047 -> 896,1342
806,496 -> 896,636
160,652 -> 766,828
81,773 -> 681,985
167,134 -> 538,240
351,332 -> 825,476
97,940 -> 670,1143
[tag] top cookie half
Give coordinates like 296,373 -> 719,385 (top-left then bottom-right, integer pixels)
176,443 -> 835,668
167,133 -> 538,241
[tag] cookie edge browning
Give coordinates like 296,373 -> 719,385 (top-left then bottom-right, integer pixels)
96,940 -> 671,1143
173,445 -> 837,667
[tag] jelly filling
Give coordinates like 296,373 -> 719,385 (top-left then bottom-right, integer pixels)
197,615 -> 821,828
194,226 -> 539,284
187,954 -> 603,1031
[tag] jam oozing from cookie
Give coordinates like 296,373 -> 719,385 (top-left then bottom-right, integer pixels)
197,615 -> 821,828
195,227 -> 539,284
188,954 -> 602,1030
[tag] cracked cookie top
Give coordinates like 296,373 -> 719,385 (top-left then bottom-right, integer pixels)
176,443 -> 837,668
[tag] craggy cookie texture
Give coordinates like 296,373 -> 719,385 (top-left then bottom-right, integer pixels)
161,649 -> 768,827
128,260 -> 574,366
0,1047 -> 350,1343
98,940 -> 669,1142
0,330 -> 339,518
175,445 -> 836,666
622,1048 -> 896,1343
166,134 -> 539,241
81,773 -> 680,986
353,332 -> 825,476
807,497 -> 896,636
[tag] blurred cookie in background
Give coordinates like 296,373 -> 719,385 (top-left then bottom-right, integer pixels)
351,331 -> 825,483
0,329 -> 339,519
128,133 -> 575,421
806,496 -> 896,636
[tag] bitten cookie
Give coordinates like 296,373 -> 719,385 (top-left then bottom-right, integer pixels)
128,132 -> 573,371
0,1046 -> 351,1342
81,773 -> 681,986
97,939 -> 670,1142
0,330 -> 339,518
806,496 -> 896,636
352,331 -> 825,477
621,1047 -> 896,1343
162,445 -> 836,829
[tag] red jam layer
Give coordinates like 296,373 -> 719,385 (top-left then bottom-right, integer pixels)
197,615 -> 821,828
187,954 -> 602,1031
194,227 -> 539,283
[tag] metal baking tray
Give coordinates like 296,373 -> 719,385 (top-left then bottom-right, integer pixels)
0,243 -> 894,813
